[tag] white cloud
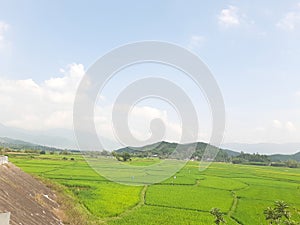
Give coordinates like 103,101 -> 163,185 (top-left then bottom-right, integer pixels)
218,6 -> 241,28
286,121 -> 296,132
277,4 -> 300,31
249,120 -> 298,143
0,21 -> 10,48
272,119 -> 282,129
94,103 -> 182,149
0,63 -> 84,130
0,64 -> 182,147
128,106 -> 181,142
188,35 -> 206,50
272,119 -> 297,133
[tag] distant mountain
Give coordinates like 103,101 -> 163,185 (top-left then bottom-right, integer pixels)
117,141 -> 300,162
0,123 -> 76,149
116,141 -> 232,162
222,142 -> 300,155
222,149 -> 240,157
269,152 -> 300,162
0,123 -> 120,150
0,137 -> 61,151
117,141 -> 177,154
2,136 -> 300,162
0,137 -> 36,146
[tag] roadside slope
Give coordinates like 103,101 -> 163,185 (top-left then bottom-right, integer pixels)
0,163 -> 62,225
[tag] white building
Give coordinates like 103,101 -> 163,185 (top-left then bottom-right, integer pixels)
0,156 -> 8,165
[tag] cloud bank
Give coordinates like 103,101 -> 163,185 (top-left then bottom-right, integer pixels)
0,63 -> 182,146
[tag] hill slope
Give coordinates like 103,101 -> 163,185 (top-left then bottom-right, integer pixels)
0,137 -> 61,151
117,141 -> 300,162
269,152 -> 300,162
116,141 -> 231,161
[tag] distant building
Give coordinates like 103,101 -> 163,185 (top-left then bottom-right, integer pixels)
0,156 -> 8,165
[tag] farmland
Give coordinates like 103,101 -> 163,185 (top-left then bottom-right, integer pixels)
7,153 -> 300,225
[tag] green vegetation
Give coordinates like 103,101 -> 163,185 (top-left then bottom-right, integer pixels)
231,151 -> 270,165
112,151 -> 132,162
115,141 -> 300,168
210,208 -> 226,225
146,185 -> 232,212
6,152 -> 300,225
264,201 -> 300,225
116,141 -> 232,161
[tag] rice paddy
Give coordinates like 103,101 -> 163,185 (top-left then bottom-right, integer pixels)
8,153 -> 300,224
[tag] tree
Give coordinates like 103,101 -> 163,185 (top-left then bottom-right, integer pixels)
286,160 -> 299,168
112,151 -> 131,162
274,201 -> 290,220
122,152 -> 131,162
210,208 -> 226,225
40,150 -> 46,155
264,207 -> 280,224
59,150 -> 70,155
112,151 -> 120,161
264,201 -> 299,225
100,150 -> 110,156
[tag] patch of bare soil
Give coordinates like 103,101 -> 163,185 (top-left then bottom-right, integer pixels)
0,163 -> 63,225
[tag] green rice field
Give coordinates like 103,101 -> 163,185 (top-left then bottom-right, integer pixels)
8,153 -> 300,225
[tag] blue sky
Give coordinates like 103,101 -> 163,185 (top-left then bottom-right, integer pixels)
0,0 -> 300,146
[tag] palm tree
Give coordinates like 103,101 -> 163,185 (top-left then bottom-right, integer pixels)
264,201 -> 299,225
210,208 -> 226,225
274,201 -> 290,220
264,207 -> 279,224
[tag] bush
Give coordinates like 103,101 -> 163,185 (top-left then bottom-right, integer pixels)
271,162 -> 286,167
286,160 -> 299,168
59,150 -> 70,155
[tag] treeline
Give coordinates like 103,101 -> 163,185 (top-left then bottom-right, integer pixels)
117,142 -> 231,162
270,160 -> 299,168
231,151 -> 300,168
3,144 -> 300,169
232,151 -> 270,165
0,147 -> 80,156
0,143 -> 62,152
0,146 -> 10,155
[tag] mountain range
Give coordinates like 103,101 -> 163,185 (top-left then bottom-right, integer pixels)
0,123 -> 119,150
116,141 -> 300,162
0,137 -> 61,151
222,142 -> 300,155
0,123 -> 300,158
1,136 -> 300,162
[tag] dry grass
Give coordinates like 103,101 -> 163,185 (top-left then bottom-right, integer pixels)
36,176 -> 98,225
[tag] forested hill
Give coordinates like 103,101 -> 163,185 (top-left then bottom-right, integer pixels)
116,141 -> 233,162
269,152 -> 300,162
116,141 -> 300,162
0,137 -> 61,152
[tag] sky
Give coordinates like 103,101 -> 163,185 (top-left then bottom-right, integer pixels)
0,0 -> 300,147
